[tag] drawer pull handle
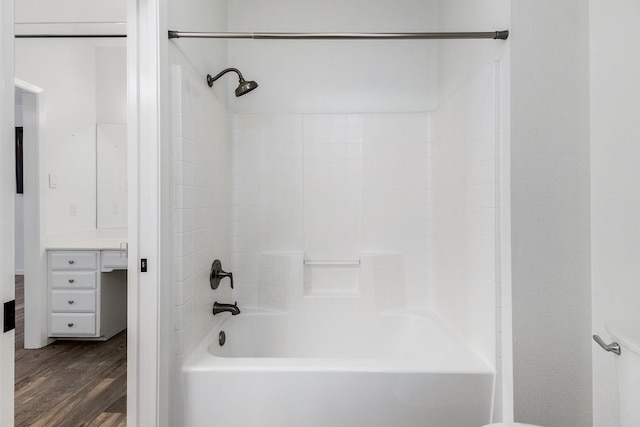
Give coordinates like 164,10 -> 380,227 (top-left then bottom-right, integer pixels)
68,279 -> 75,283
68,260 -> 75,265
68,300 -> 74,305
67,323 -> 74,327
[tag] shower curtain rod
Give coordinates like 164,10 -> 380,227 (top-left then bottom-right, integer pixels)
15,34 -> 126,38
168,30 -> 509,40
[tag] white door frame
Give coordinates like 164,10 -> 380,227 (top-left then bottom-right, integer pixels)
0,0 -> 16,424
14,80 -> 51,351
127,0 -> 162,425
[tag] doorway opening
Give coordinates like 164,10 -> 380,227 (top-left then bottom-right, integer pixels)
13,41 -> 128,424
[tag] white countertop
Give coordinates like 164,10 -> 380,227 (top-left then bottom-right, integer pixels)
47,239 -> 126,251
46,230 -> 128,251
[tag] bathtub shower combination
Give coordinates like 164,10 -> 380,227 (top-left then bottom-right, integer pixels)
184,309 -> 493,427
173,26 -> 507,427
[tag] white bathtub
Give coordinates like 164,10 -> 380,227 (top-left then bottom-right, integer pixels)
182,309 -> 494,427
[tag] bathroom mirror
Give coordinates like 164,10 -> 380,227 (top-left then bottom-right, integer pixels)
95,43 -> 127,229
96,123 -> 127,228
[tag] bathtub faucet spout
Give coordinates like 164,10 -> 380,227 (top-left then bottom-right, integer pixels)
213,301 -> 241,316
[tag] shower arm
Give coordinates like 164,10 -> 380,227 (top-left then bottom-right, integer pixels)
207,68 -> 245,86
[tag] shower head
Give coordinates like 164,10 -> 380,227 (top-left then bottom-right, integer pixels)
234,78 -> 259,97
207,68 -> 258,97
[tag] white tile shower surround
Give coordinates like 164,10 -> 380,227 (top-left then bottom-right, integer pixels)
258,252 -> 404,313
172,64 -> 233,360
231,112 -> 430,312
430,63 -> 500,367
230,104 -> 499,367
171,67 -> 500,372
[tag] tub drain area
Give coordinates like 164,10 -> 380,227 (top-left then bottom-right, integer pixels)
219,331 -> 226,346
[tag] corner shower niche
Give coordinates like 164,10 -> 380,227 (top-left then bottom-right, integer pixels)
259,252 -> 404,312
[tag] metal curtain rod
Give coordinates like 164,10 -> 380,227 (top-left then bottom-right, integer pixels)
168,30 -> 509,40
15,34 -> 126,39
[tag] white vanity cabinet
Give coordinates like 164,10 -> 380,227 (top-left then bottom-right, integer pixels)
48,249 -> 127,340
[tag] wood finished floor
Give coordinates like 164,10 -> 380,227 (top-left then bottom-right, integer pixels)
14,275 -> 127,427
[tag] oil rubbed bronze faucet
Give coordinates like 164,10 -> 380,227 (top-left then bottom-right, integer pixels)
210,259 -> 239,316
210,259 -> 233,289
213,301 -> 241,316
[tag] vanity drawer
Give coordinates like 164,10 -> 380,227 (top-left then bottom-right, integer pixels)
50,313 -> 96,336
50,252 -> 98,270
101,250 -> 128,271
51,290 -> 96,312
51,271 -> 97,289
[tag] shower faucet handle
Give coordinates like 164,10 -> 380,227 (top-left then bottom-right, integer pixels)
210,259 -> 234,289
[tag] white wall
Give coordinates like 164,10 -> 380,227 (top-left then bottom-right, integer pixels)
15,0 -> 126,24
167,0 -> 229,103
14,196 -> 24,274
15,38 -> 126,237
590,1 -> 640,425
511,1 -> 592,426
435,0 -> 509,101
227,0 -> 438,113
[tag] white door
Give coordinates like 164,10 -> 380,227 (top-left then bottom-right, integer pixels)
0,0 -> 15,425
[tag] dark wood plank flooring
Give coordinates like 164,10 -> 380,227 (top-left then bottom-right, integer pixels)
14,275 -> 127,427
